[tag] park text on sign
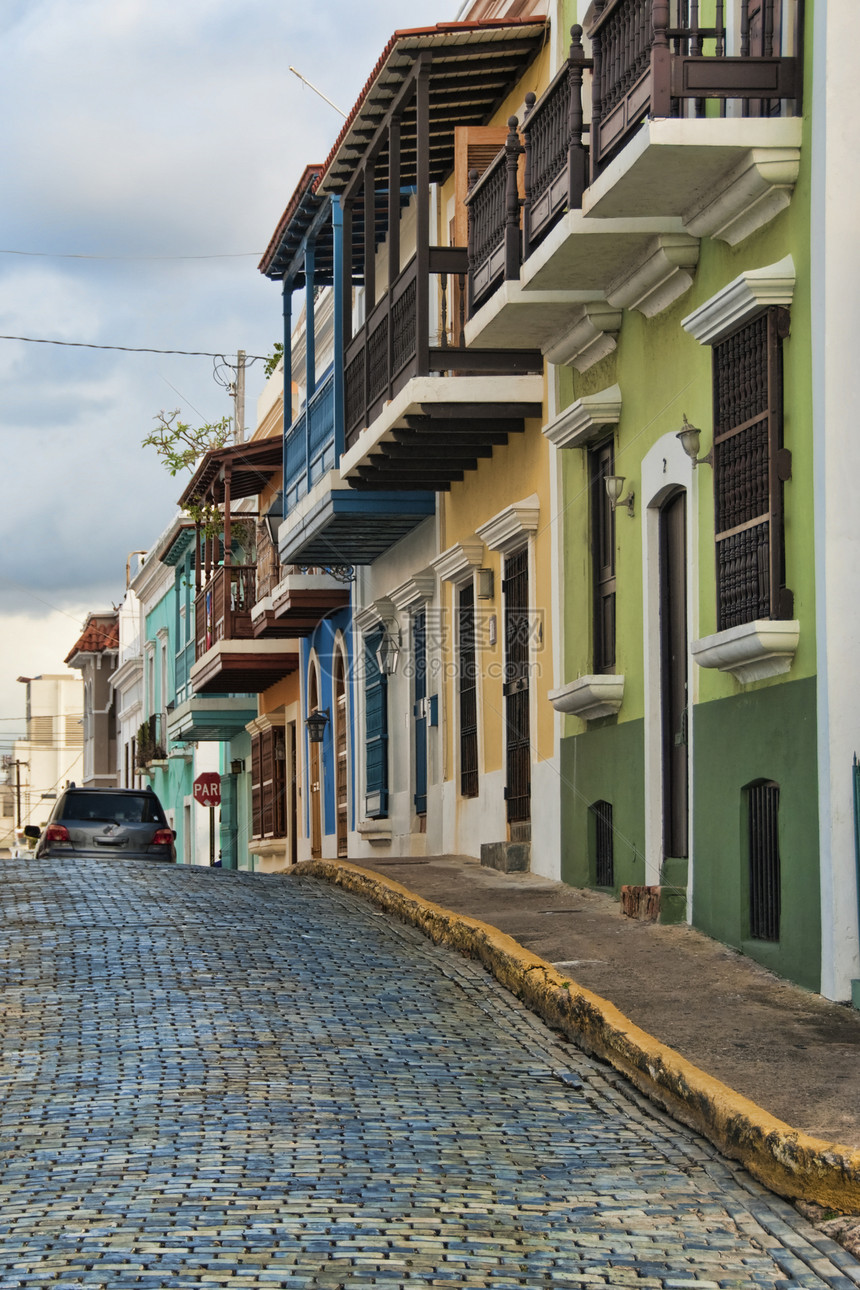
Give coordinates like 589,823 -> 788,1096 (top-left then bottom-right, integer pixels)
193,773 -> 221,808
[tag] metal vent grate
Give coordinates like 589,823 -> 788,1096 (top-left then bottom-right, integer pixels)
748,780 -> 780,941
590,799 -> 614,887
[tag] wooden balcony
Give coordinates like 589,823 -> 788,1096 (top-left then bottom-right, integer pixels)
192,565 -> 298,694
466,7 -> 801,359
583,0 -> 802,236
344,248 -> 540,454
270,568 -> 350,637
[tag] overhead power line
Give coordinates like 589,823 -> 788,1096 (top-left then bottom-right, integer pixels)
0,249 -> 263,261
0,335 -> 269,360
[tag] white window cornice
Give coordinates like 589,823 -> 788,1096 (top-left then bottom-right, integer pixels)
682,254 -> 795,346
432,540 -> 485,584
476,495 -> 540,555
542,384 -> 622,450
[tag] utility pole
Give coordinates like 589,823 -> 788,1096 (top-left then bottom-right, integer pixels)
234,350 -> 246,444
9,759 -> 28,829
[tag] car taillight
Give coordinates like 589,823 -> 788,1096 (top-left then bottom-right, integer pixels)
151,829 -> 174,846
44,824 -> 70,843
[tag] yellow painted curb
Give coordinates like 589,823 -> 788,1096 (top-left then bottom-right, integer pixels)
284,858 -> 860,1211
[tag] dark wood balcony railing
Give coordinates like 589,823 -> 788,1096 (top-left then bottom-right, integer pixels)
522,27 -> 590,258
465,8 -> 799,315
588,0 -> 799,175
466,29 -> 591,315
344,248 -> 539,450
194,564 -> 256,661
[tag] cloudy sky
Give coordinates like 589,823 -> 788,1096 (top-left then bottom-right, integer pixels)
0,0 -> 457,744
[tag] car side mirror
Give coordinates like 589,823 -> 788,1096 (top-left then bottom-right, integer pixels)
23,825 -> 41,840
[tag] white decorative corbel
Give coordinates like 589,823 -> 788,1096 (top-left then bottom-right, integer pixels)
606,234 -> 699,318
544,302 -> 623,372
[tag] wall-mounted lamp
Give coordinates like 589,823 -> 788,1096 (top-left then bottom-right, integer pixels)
264,490 -> 285,545
676,415 -> 713,469
305,708 -> 329,743
477,568 -> 494,601
230,759 -> 245,776
605,475 -> 635,516
375,626 -> 401,677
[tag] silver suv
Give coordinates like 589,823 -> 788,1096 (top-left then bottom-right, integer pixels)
26,786 -> 176,863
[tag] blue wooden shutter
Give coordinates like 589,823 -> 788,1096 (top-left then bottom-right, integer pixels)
365,630 -> 388,817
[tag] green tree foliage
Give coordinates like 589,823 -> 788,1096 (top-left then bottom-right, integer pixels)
141,409 -> 232,478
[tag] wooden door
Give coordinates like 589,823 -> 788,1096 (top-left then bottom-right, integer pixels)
503,547 -> 531,824
659,491 -> 689,860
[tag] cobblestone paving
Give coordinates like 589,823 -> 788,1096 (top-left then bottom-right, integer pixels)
0,859 -> 858,1290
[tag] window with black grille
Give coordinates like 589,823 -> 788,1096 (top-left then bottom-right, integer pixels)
589,439 -> 616,673
590,799 -> 614,887
713,307 -> 792,630
746,779 -> 781,941
458,582 -> 479,798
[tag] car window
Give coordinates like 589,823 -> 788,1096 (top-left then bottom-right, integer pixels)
60,793 -> 164,824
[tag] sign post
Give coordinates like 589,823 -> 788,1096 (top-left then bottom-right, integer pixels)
193,773 -> 222,867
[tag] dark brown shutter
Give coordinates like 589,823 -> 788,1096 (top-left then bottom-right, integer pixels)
251,732 -> 263,839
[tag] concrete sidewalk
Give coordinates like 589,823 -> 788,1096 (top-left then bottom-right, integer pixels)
354,853 -> 860,1150
290,851 -> 860,1220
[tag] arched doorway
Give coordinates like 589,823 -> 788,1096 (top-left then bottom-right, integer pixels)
659,489 -> 689,864
308,664 -> 322,859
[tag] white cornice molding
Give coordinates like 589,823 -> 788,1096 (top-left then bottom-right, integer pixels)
476,495 -> 540,555
544,301 -> 622,372
543,384 -> 622,450
548,675 -> 624,720
691,620 -> 799,684
682,254 -> 796,346
388,571 -> 436,611
432,540 -> 485,583
245,712 -> 286,736
685,146 -> 801,246
606,234 -> 699,318
354,597 -> 396,634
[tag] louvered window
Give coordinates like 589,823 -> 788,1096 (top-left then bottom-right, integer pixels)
251,726 -> 286,841
365,630 -> 389,819
713,308 -> 792,630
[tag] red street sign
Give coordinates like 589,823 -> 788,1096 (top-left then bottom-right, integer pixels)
193,773 -> 221,808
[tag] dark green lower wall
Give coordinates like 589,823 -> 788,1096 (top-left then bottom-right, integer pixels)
559,674 -> 821,993
692,675 -> 820,992
560,717 -> 646,891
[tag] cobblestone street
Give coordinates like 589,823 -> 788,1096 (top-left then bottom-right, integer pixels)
1,858 -> 858,1290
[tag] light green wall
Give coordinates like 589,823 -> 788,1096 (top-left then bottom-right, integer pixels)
692,676 -> 820,991
553,3 -> 818,990
560,718 -> 646,892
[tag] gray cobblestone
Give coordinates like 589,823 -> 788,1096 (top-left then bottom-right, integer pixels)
0,858 -> 856,1288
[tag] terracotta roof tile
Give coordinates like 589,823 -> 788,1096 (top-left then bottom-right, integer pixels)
64,613 -> 119,663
